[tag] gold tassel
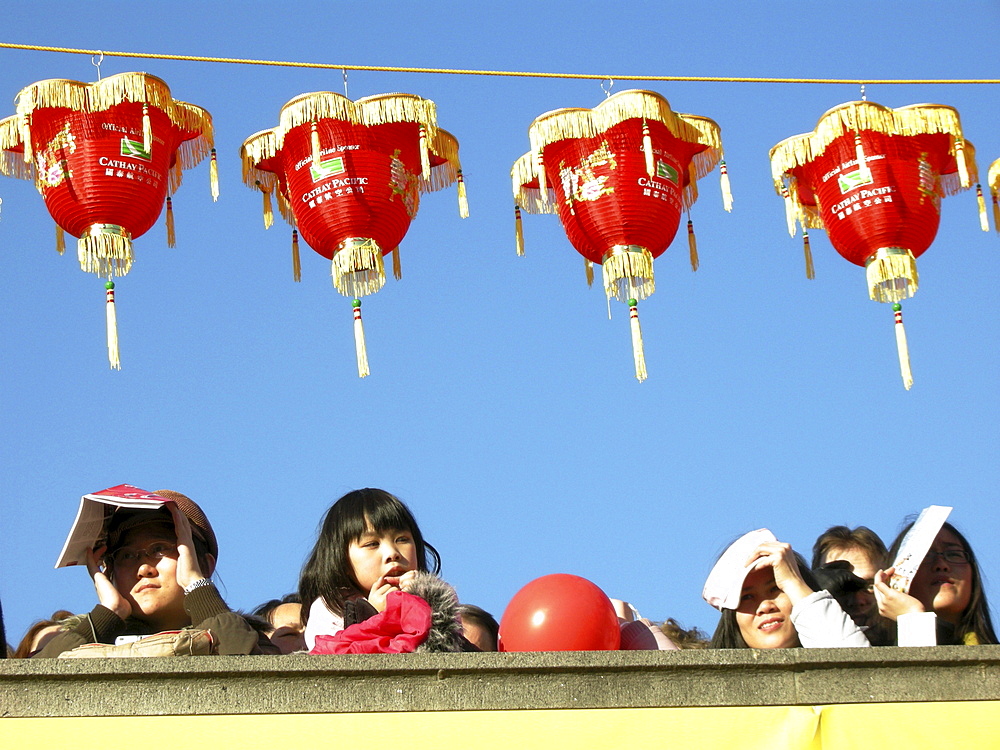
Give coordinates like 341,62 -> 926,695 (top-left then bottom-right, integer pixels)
866,247 -> 918,303
21,115 -> 32,164
457,170 -> 469,218
209,148 -> 220,202
719,158 -> 733,212
78,224 -> 133,277
782,185 -> 797,237
353,298 -> 370,378
142,104 -> 152,157
992,191 -> 1000,233
687,219 -> 699,272
166,197 -> 176,248
955,139 -> 970,188
628,299 -> 647,383
55,224 -> 65,255
893,303 -> 913,391
105,280 -> 121,371
392,246 -> 402,280
311,121 -> 321,165
854,133 -> 870,180
977,184 -> 989,232
585,258 -> 594,288
514,205 -> 525,256
803,230 -> 815,280
419,126 -> 431,180
642,121 -> 654,177
291,230 -> 301,283
258,182 -> 274,229
536,150 -> 547,204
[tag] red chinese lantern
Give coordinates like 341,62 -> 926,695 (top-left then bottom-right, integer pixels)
771,101 -> 979,389
512,90 -> 730,381
241,92 -> 467,377
0,72 -> 216,369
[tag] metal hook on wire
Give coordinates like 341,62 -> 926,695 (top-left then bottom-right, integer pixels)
343,68 -> 349,98
860,82 -> 867,101
601,77 -> 614,98
92,51 -> 104,81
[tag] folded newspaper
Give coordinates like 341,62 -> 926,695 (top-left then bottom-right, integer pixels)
889,504 -> 952,593
55,484 -> 175,568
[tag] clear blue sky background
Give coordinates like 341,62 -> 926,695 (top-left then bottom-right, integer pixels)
2,1 -> 999,646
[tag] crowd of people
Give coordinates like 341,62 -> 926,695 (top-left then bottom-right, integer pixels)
2,487 -> 995,658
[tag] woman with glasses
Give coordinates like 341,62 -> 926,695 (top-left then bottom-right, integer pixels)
874,521 -> 997,646
36,490 -> 276,657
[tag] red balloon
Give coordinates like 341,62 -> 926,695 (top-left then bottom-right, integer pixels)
498,574 -> 620,652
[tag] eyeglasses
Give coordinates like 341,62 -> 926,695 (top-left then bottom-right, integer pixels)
924,549 -> 971,565
108,542 -> 178,568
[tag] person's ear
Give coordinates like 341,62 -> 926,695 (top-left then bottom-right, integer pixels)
202,553 -> 217,578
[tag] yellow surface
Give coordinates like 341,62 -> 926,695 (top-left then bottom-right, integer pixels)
4,703 -> 1000,750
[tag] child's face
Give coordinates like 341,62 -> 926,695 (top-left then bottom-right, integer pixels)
348,525 -> 417,594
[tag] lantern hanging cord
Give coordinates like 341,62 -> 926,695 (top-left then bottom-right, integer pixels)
92,50 -> 104,81
3,42 -> 1000,84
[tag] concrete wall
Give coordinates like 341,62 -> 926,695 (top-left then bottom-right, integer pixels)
3,646 -> 999,718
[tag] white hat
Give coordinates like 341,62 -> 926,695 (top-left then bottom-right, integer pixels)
702,529 -> 777,610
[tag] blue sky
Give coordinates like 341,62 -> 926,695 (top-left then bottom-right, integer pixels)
2,1 -> 999,645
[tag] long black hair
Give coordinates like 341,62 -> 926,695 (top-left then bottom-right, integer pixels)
886,521 -> 997,645
299,488 -> 440,623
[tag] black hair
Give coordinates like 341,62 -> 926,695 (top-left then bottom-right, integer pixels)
252,593 -> 302,626
457,604 -> 499,651
710,552 -> 819,649
299,488 -> 440,623
886,520 -> 997,645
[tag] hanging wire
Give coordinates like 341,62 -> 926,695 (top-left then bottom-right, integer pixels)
91,50 -> 104,81
2,42 -> 1000,84
601,76 -> 614,98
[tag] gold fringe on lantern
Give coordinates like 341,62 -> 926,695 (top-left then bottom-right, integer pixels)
275,92 -> 437,152
421,129 -> 461,192
418,126 -> 431,180
865,247 -> 919,303
803,230 -> 815,279
977,184 -> 989,232
687,218 -> 699,272
893,305 -> 913,390
510,152 -> 555,214
585,258 -> 594,287
78,224 -> 133,278
601,245 -> 655,303
770,101 -> 972,187
291,229 -> 301,283
331,237 -> 386,298
391,246 -> 402,280
105,281 -> 121,371
988,158 -> 1000,232
353,300 -> 370,379
55,223 -> 65,255
0,115 -> 34,179
628,300 -> 647,383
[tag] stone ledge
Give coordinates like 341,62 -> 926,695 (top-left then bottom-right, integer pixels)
3,646 -> 999,717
